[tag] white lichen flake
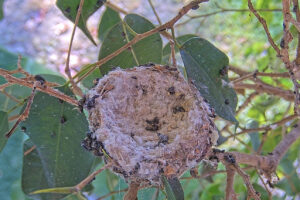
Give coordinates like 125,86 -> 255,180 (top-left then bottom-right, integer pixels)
81,64 -> 218,186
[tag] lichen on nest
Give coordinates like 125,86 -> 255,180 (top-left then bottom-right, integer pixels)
81,64 -> 218,186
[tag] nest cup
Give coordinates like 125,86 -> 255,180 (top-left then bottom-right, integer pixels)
82,64 -> 218,186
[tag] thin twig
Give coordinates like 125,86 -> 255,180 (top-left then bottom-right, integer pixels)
0,69 -> 79,106
248,0 -> 281,55
256,169 -> 272,199
65,0 -> 84,97
148,0 -> 162,25
75,165 -> 109,191
236,92 -> 259,115
24,145 -> 36,156
234,164 -> 260,200
225,165 -> 238,200
105,1 -> 128,15
0,90 -> 21,103
233,82 -> 294,102
176,7 -> 282,27
5,81 -> 39,138
292,0 -> 300,65
229,66 -> 290,78
229,114 -> 298,138
8,114 -> 20,121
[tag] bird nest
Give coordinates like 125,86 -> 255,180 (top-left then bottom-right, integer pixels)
81,64 -> 218,186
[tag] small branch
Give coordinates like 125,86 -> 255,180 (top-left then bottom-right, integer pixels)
256,169 -> 272,199
248,0 -> 300,115
64,0 -> 84,97
233,82 -> 294,102
225,165 -> 238,200
248,0 -> 281,55
229,66 -> 290,78
231,72 -> 256,84
236,92 -> 259,115
230,114 -> 298,138
75,165 -> 109,191
123,182 -> 140,200
0,69 -> 79,106
176,7 -> 282,27
148,0 -> 162,25
105,1 -> 128,15
0,89 -> 21,103
233,164 -> 260,200
217,152 -> 260,200
24,145 -> 36,156
5,81 -> 39,138
75,0 -> 209,82
292,0 -> 300,65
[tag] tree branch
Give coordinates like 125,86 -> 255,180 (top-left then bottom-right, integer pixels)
0,69 -> 79,106
248,0 -> 281,55
64,0 -> 84,97
233,82 -> 294,102
225,165 -> 238,200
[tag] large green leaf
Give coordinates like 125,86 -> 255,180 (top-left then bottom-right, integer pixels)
56,0 -> 106,45
98,14 -> 162,75
0,0 -> 4,20
0,131 -> 24,200
180,37 -> 237,122
162,176 -> 184,200
22,139 -> 65,200
20,86 -> 95,199
162,34 -> 197,64
0,111 -> 8,152
98,6 -> 121,41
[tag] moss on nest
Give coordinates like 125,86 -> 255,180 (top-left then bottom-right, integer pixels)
82,64 -> 218,186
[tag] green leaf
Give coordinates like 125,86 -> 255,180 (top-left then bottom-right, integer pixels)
0,130 -> 24,200
98,6 -> 121,41
21,86 -> 95,199
0,111 -> 8,152
246,120 -> 260,151
161,176 -> 184,200
56,0 -> 106,45
0,0 -> 4,20
162,34 -> 197,64
180,37 -> 237,122
22,140 -> 69,199
98,14 -> 162,75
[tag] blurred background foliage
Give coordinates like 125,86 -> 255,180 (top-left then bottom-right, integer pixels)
0,0 -> 299,199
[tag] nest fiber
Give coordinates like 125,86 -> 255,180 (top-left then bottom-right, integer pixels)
82,64 -> 218,186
